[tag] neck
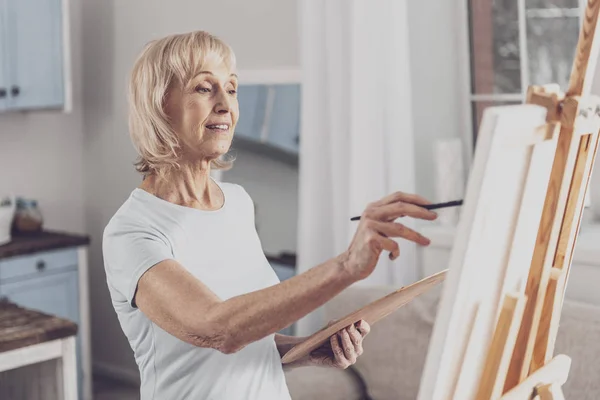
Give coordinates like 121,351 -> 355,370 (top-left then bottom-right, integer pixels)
140,161 -> 223,211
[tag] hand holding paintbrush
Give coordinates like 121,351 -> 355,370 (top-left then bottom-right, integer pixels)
341,192 -> 461,282
350,199 -> 463,221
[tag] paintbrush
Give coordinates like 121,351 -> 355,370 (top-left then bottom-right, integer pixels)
350,199 -> 463,221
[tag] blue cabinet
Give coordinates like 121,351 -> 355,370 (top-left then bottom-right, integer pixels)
0,0 -> 67,111
0,268 -> 79,323
235,83 -> 301,157
0,0 -> 7,111
236,84 -> 269,141
268,85 -> 301,154
0,248 -> 84,399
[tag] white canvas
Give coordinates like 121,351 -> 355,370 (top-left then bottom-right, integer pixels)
417,104 -> 560,400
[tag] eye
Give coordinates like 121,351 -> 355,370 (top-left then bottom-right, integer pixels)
195,85 -> 211,93
228,89 -> 237,95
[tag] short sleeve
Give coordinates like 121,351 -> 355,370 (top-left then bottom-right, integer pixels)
102,218 -> 173,308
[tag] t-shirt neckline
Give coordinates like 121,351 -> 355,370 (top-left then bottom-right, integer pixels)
132,177 -> 227,215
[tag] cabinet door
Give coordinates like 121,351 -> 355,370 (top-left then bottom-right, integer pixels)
236,84 -> 269,141
0,0 -> 8,111
5,0 -> 65,110
0,271 -> 82,400
266,84 -> 301,153
0,270 -> 79,323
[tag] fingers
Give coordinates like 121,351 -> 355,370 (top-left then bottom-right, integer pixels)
370,220 -> 431,246
363,193 -> 438,224
330,333 -> 351,369
379,236 -> 400,260
325,322 -> 371,369
339,329 -> 357,364
371,191 -> 432,208
325,319 -> 337,328
356,320 -> 371,337
347,324 -> 364,356
372,201 -> 438,222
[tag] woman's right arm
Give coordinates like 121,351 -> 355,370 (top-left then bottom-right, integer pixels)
134,191 -> 438,354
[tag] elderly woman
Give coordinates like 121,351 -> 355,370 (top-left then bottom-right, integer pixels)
103,30 -> 437,399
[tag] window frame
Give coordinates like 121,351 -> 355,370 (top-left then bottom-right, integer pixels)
459,0 -> 592,207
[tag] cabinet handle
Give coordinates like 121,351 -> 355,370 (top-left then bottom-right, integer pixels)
0,88 -> 6,98
11,86 -> 20,97
36,260 -> 46,271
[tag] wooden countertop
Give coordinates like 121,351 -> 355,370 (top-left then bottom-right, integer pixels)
0,299 -> 78,353
0,230 -> 90,260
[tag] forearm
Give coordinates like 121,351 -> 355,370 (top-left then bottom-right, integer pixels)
210,253 -> 355,353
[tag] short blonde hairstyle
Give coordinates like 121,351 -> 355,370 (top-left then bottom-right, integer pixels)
128,30 -> 236,178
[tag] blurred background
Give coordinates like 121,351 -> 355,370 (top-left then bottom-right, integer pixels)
1,0 -> 600,399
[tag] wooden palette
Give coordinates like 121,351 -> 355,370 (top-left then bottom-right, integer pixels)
281,269 -> 448,364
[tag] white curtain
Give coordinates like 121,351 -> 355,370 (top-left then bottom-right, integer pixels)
296,0 -> 417,336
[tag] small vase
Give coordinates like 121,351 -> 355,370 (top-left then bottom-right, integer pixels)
13,198 -> 43,233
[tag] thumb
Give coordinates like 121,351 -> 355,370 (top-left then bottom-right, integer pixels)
325,319 -> 338,328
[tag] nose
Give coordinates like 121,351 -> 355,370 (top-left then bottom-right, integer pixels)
214,89 -> 231,115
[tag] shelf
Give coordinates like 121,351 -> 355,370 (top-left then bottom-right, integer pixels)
230,135 -> 298,166
235,83 -> 301,161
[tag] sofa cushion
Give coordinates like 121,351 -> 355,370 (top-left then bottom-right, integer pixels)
324,283 -> 443,400
284,365 -> 367,400
322,281 -> 600,400
555,298 -> 600,400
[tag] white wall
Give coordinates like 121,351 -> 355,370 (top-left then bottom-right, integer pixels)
0,0 -> 84,234
407,0 -> 464,201
82,0 -> 300,378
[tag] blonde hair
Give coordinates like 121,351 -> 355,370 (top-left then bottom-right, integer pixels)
128,30 -> 236,179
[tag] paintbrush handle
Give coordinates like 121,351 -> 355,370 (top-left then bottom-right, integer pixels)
350,199 -> 463,221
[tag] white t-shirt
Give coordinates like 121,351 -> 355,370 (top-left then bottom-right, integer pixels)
102,179 -> 292,400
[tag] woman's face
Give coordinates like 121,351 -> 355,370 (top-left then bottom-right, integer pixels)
165,58 -> 239,164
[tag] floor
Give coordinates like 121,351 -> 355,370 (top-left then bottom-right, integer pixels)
93,375 -> 139,400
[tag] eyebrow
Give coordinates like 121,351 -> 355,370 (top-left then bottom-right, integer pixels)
195,71 -> 238,79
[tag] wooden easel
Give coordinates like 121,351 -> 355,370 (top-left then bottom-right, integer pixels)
475,1 -> 600,398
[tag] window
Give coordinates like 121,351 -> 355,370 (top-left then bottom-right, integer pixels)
467,0 -> 583,140
466,0 -> 595,211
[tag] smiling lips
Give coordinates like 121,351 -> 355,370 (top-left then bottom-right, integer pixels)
206,123 -> 230,133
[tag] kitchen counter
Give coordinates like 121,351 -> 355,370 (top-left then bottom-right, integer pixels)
0,298 -> 78,352
0,230 -> 91,399
0,231 -> 90,260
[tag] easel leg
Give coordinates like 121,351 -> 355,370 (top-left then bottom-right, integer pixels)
535,382 -> 565,400
475,293 -> 526,400
501,355 -> 570,400
532,129 -> 600,373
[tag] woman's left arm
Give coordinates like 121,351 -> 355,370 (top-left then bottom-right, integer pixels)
275,320 -> 370,370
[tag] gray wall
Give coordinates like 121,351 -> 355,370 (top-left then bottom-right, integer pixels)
0,0 -> 84,234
